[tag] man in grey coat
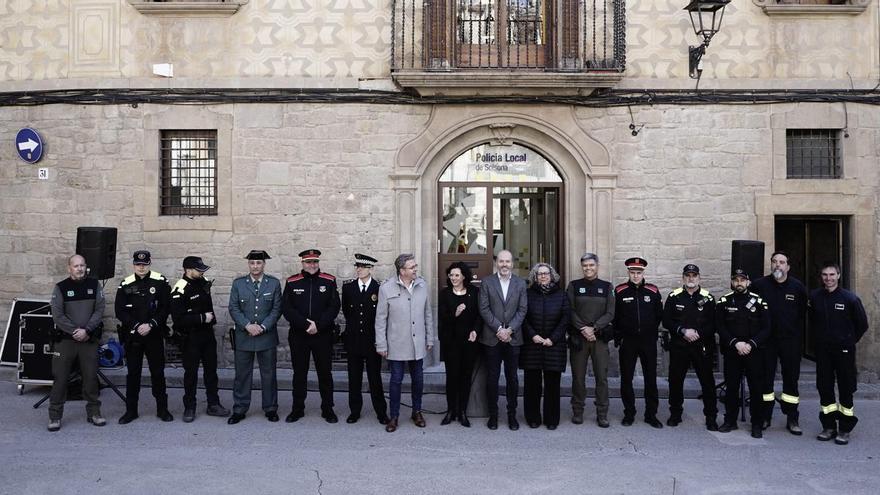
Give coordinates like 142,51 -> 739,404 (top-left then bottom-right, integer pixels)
227,250 -> 283,424
375,253 -> 435,432
479,249 -> 528,431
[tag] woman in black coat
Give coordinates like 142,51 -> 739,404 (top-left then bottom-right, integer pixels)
520,262 -> 570,429
437,261 -> 481,427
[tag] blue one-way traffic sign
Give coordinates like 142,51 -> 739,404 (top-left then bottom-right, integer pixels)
15,128 -> 44,163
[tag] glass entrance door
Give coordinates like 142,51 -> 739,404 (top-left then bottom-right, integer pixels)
493,187 -> 559,278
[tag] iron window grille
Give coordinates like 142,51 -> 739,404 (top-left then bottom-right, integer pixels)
160,130 -> 218,216
786,129 -> 842,179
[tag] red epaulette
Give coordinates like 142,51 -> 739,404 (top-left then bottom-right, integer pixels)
644,283 -> 659,294
318,272 -> 336,281
615,283 -> 629,293
287,274 -> 304,282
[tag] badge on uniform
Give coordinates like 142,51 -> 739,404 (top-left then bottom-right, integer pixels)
749,306 -> 756,313
785,294 -> 795,301
87,289 -> 94,295
675,304 -> 685,310
319,286 -> 327,293
643,296 -> 651,303
834,303 -> 845,311
371,294 -> 378,302
598,288 -> 604,294
579,287 -> 586,294
66,290 -> 74,297
622,297 -> 633,303
149,287 -> 156,294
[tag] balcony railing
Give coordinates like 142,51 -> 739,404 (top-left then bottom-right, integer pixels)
391,0 -> 626,72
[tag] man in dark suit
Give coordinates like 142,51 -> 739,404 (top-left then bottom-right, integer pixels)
227,250 -> 283,424
478,249 -> 528,431
341,253 -> 389,424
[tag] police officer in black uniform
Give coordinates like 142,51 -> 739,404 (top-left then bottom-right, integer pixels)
613,257 -> 663,428
341,253 -> 389,424
170,256 -> 230,422
716,268 -> 771,438
662,264 -> 718,431
810,262 -> 869,445
750,251 -> 808,435
282,249 -> 341,424
115,250 -> 173,424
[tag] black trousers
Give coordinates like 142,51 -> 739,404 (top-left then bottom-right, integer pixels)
290,333 -> 334,411
722,350 -> 764,427
619,334 -> 659,419
668,344 -> 717,419
124,336 -> 168,412
182,331 -> 220,408
444,340 -> 478,415
762,337 -> 802,421
347,351 -> 386,418
523,369 -> 561,427
816,343 -> 858,432
484,343 -> 520,417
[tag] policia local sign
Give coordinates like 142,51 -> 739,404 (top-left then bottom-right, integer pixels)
440,143 -> 562,183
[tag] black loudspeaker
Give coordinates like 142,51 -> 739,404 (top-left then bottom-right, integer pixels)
731,240 -> 765,282
75,227 -> 118,280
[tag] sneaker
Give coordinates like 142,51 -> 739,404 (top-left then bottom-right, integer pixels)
816,429 -> 837,441
834,431 -> 850,445
87,414 -> 107,427
183,407 -> 196,423
206,404 -> 230,417
47,419 -> 61,432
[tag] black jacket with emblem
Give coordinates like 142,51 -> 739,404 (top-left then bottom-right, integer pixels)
808,287 -> 869,347
750,275 -> 807,341
613,280 -> 663,340
715,290 -> 771,352
662,287 -> 716,350
282,270 -> 341,338
566,278 -> 615,344
341,278 -> 380,355
169,276 -> 216,336
115,270 -> 171,344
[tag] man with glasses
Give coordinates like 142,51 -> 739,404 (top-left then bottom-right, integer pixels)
282,249 -> 341,424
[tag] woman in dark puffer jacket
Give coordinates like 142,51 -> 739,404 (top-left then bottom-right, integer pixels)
520,262 -> 570,429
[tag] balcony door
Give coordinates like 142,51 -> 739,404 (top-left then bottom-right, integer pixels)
438,143 -> 564,288
455,0 -> 553,68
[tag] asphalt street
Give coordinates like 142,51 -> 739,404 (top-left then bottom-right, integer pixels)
0,369 -> 877,495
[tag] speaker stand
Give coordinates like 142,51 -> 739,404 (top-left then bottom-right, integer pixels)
32,369 -> 126,409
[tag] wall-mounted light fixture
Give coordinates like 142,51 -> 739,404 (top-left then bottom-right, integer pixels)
684,0 -> 730,79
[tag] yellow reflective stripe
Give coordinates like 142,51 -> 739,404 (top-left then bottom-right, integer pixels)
762,393 -> 776,402
839,405 -> 854,417
820,403 -> 839,415
780,393 -> 799,405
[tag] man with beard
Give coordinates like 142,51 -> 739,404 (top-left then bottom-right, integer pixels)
716,268 -> 770,438
750,251 -> 807,435
662,264 -> 718,430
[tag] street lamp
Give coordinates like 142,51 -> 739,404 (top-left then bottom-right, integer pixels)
684,0 -> 730,79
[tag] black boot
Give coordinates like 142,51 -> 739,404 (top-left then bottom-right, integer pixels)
118,410 -> 139,425
156,397 -> 173,422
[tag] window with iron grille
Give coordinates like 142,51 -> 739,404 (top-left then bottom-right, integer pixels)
786,129 -> 841,179
160,130 -> 218,215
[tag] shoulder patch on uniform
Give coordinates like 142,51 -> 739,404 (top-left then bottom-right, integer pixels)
699,288 -> 711,297
172,279 -> 188,293
670,287 -> 684,296
287,274 -> 304,282
318,272 -> 336,281
615,283 -> 628,293
343,279 -> 356,285
149,271 -> 165,281
121,274 -> 136,285
644,283 -> 659,294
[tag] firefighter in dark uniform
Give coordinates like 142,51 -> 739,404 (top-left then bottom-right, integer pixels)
613,257 -> 664,428
282,249 -> 341,424
716,268 -> 771,438
341,253 -> 389,424
662,264 -> 718,431
115,250 -> 173,424
809,262 -> 869,445
170,256 -> 230,422
750,251 -> 808,435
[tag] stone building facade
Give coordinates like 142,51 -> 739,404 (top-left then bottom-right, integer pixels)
0,0 -> 877,376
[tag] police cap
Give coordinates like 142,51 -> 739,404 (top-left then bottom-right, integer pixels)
682,264 -> 700,275
299,249 -> 321,262
731,268 -> 750,280
354,253 -> 378,268
625,257 -> 647,270
132,250 -> 151,265
183,256 -> 210,272
245,250 -> 271,261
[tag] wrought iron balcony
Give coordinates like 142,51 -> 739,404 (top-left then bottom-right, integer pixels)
391,0 -> 626,95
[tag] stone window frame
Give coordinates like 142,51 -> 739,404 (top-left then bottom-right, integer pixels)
785,128 -> 843,179
160,129 -> 219,216
143,106 -> 233,232
752,0 -> 870,16
127,0 -> 249,17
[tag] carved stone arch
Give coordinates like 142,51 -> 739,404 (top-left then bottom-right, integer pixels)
392,105 -> 616,286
